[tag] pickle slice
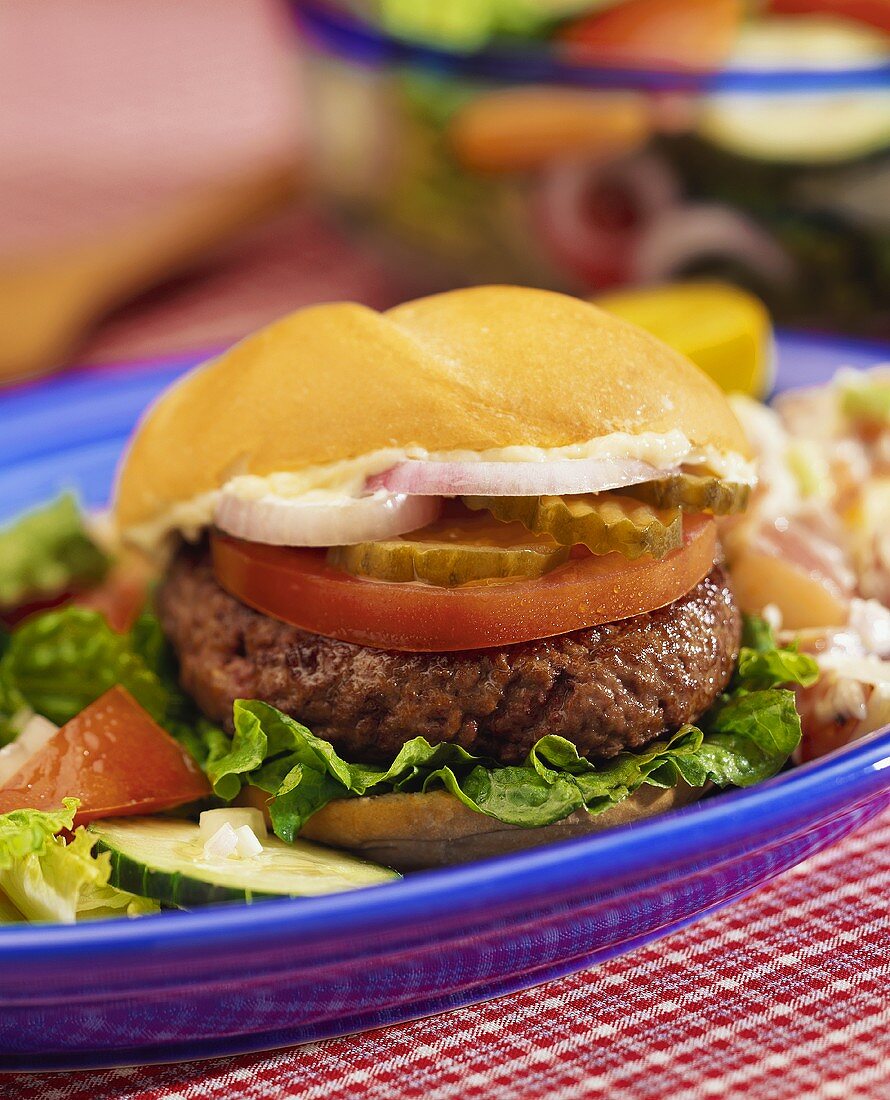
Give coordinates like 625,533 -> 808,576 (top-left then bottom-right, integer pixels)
622,474 -> 750,515
465,495 -> 682,560
327,516 -> 570,587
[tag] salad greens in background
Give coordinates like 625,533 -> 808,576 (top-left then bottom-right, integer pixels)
375,0 -> 607,49
0,494 -> 818,923
0,493 -> 109,612
0,607 -> 228,762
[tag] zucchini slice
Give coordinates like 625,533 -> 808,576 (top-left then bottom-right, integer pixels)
88,817 -> 399,908
698,20 -> 890,165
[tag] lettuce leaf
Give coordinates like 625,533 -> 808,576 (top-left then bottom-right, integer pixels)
0,890 -> 22,922
379,0 -> 605,48
207,617 -> 818,838
734,647 -> 819,693
0,494 -> 109,611
0,799 -> 158,923
0,607 -> 224,762
0,609 -> 168,727
735,615 -> 819,692
0,799 -> 77,867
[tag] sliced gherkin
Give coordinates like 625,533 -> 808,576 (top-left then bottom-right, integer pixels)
622,473 -> 750,515
464,495 -> 682,560
328,516 -> 570,587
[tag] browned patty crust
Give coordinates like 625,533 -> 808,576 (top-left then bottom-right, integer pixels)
158,545 -> 741,766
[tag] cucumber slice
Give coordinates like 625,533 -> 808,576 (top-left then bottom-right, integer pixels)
88,817 -> 399,908
699,19 -> 890,165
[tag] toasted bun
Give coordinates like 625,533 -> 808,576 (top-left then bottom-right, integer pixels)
115,286 -> 749,535
298,783 -> 705,871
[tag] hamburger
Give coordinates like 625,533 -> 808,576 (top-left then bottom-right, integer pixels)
114,286 -> 806,871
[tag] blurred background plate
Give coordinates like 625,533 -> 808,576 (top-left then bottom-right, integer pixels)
1,333 -> 890,1071
292,0 -> 890,337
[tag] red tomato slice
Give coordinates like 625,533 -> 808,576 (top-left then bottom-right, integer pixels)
0,589 -> 74,630
0,686 -> 210,823
560,0 -> 744,71
211,516 -> 717,653
767,0 -> 890,33
2,564 -> 149,634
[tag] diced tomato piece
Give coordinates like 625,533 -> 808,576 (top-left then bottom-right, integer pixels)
560,0 -> 744,71
0,685 -> 210,823
767,0 -> 890,33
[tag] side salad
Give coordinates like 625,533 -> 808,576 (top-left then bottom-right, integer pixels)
728,365 -> 890,760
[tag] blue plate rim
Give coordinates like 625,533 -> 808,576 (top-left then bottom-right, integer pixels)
1,722 -> 888,964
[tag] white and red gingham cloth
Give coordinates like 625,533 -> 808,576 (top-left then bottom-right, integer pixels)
11,807 -> 890,1100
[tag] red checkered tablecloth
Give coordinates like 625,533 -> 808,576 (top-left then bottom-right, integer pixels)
11,808 -> 890,1100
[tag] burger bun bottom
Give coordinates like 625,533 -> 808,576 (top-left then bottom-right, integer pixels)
295,783 -> 705,871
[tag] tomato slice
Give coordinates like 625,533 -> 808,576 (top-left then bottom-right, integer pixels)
559,0 -> 743,71
211,516 -> 717,652
767,0 -> 890,33
0,686 -> 210,823
0,589 -> 74,630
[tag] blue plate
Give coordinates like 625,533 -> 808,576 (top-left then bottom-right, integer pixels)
1,332 -> 890,1071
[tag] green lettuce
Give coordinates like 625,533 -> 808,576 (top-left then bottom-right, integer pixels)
0,606 -> 224,759
0,799 -> 157,923
0,609 -> 167,728
839,374 -> 890,426
378,0 -> 611,48
0,494 -> 109,611
207,618 -> 819,839
735,614 -> 819,692
0,891 -> 22,923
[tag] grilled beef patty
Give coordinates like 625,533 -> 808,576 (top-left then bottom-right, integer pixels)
158,544 -> 741,765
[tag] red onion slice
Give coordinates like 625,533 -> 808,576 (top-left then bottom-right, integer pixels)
632,203 -> 795,288
214,491 -> 441,547
534,151 -> 680,288
369,457 -> 665,497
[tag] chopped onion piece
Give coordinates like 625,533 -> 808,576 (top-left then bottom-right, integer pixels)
0,713 -> 59,787
816,654 -> 890,687
848,598 -> 890,659
369,457 -> 664,497
202,822 -> 238,860
199,807 -> 268,841
234,824 -> 264,858
215,490 -> 440,548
